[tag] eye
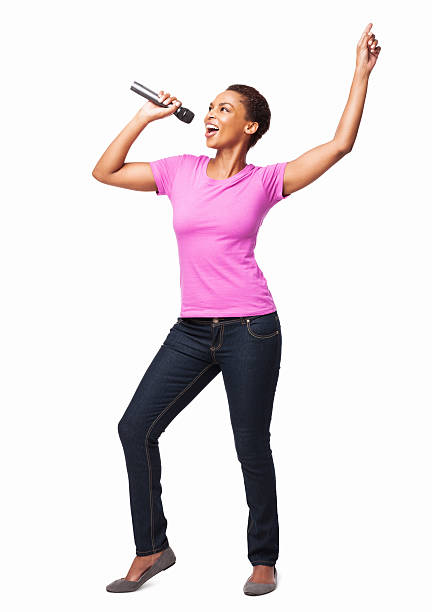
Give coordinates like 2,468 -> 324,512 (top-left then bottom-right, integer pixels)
208,106 -> 229,112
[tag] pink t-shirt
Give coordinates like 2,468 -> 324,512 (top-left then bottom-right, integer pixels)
150,154 -> 290,317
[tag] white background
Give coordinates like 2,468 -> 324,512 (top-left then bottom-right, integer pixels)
2,1 -> 431,610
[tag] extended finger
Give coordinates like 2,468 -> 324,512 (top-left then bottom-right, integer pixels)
359,23 -> 372,48
362,23 -> 372,39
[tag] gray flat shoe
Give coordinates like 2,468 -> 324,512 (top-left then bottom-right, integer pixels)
243,566 -> 277,596
106,546 -> 176,593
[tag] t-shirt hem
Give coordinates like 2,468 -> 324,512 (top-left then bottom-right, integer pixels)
149,160 -> 165,196
179,306 -> 277,317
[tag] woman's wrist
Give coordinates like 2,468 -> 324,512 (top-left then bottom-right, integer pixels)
132,112 -> 152,129
354,65 -> 370,82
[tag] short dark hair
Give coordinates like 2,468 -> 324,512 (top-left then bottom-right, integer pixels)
226,84 -> 271,150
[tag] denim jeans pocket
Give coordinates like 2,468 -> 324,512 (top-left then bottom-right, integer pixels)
246,313 -> 280,339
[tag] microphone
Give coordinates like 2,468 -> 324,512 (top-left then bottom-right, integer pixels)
130,81 -> 194,124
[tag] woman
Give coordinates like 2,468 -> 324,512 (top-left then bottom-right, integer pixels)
92,23 -> 381,596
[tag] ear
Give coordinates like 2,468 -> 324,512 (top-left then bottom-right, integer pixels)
246,122 -> 258,135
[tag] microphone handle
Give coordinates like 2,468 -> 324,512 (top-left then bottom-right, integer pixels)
130,81 -> 194,124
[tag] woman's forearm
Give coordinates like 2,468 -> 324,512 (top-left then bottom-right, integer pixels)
92,113 -> 150,178
334,68 -> 369,153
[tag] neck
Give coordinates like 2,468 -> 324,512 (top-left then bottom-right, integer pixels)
209,148 -> 248,179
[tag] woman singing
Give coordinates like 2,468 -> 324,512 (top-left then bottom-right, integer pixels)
92,23 -> 381,596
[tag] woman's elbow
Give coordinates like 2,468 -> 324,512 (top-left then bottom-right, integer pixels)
92,168 -> 106,182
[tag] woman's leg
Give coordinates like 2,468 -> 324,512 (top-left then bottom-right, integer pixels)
218,313 -> 282,571
117,320 -> 221,567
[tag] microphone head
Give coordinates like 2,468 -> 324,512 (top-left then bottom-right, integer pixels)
175,106 -> 194,124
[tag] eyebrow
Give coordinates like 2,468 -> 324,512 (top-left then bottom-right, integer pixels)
209,102 -> 234,107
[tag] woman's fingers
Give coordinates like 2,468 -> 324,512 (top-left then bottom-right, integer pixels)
160,92 -> 173,104
160,93 -> 182,108
359,22 -> 372,48
367,34 -> 380,52
157,90 -> 181,110
158,90 -> 171,103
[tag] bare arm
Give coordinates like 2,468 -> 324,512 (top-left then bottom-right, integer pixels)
92,114 -> 157,191
282,22 -> 381,196
92,90 -> 182,192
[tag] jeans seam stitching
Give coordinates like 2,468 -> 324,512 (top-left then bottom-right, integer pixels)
145,361 -> 215,552
214,323 -> 224,350
136,543 -> 169,555
246,319 -> 279,339
210,324 -> 224,361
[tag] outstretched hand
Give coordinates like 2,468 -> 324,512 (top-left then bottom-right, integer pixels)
356,22 -> 381,76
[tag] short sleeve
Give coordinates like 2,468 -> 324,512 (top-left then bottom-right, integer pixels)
149,154 -> 184,198
260,162 -> 290,207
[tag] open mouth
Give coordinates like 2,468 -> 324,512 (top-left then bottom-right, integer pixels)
205,125 -> 220,138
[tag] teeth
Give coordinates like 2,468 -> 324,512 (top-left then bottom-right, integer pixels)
206,124 -> 219,130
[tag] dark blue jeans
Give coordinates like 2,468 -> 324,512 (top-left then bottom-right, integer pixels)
118,310 -> 282,567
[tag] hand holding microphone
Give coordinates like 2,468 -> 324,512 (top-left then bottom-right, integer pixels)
137,90 -> 182,123
131,81 -> 194,124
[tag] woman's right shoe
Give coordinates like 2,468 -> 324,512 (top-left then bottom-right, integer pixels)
106,546 -> 176,593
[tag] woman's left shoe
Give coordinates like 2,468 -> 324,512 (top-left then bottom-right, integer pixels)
243,566 -> 277,596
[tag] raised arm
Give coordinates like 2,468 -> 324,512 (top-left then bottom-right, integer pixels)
92,90 -> 182,191
282,22 -> 381,197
